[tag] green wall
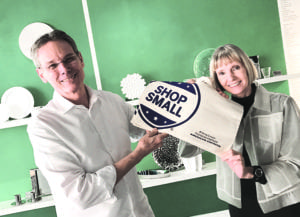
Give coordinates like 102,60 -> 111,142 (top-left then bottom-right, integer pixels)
0,0 -> 288,216
88,0 -> 288,96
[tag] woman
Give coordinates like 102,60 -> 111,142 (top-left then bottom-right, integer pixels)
211,44 -> 300,217
183,44 -> 300,216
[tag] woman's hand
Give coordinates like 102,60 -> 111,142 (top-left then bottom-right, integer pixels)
216,88 -> 229,99
186,78 -> 196,84
220,149 -> 253,179
187,78 -> 228,99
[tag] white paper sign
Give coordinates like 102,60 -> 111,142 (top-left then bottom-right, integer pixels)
131,81 -> 243,156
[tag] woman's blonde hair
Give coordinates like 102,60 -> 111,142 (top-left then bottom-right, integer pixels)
209,44 -> 258,90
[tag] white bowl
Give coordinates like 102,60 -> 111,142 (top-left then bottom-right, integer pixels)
0,104 -> 10,122
1,87 -> 34,119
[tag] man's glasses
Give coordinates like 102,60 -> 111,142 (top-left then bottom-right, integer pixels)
39,54 -> 79,73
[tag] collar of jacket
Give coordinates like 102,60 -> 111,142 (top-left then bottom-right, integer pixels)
251,81 -> 272,113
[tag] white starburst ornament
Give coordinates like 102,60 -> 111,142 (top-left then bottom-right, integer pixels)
120,73 -> 146,100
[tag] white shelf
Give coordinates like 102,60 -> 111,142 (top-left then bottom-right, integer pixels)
126,99 -> 139,106
0,195 -> 55,216
191,210 -> 229,217
0,106 -> 44,129
256,73 -> 300,84
0,162 -> 216,216
140,161 -> 216,188
0,117 -> 31,129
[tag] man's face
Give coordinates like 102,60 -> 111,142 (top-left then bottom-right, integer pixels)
36,40 -> 85,99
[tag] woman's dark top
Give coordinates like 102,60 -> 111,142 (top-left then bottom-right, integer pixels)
232,84 -> 257,207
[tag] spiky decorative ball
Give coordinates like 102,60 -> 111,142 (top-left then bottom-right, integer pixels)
153,135 -> 183,171
120,73 -> 146,100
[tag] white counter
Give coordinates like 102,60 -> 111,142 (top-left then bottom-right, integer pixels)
0,195 -> 55,216
0,162 -> 216,216
191,210 -> 229,217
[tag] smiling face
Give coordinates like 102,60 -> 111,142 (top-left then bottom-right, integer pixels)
36,40 -> 86,100
215,60 -> 252,98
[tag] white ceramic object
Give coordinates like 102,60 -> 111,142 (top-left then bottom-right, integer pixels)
19,22 -> 53,59
182,154 -> 203,172
0,104 -> 10,122
1,87 -> 34,119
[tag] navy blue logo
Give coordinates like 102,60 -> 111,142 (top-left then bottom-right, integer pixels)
135,81 -> 201,129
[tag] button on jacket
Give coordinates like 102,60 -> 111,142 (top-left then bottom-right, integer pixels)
27,86 -> 154,217
217,82 -> 300,213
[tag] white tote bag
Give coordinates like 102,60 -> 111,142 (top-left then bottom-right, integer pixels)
131,80 -> 243,156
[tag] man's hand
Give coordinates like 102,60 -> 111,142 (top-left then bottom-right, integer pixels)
114,129 -> 168,183
135,129 -> 168,158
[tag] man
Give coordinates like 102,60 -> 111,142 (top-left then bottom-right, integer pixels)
27,30 -> 168,217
